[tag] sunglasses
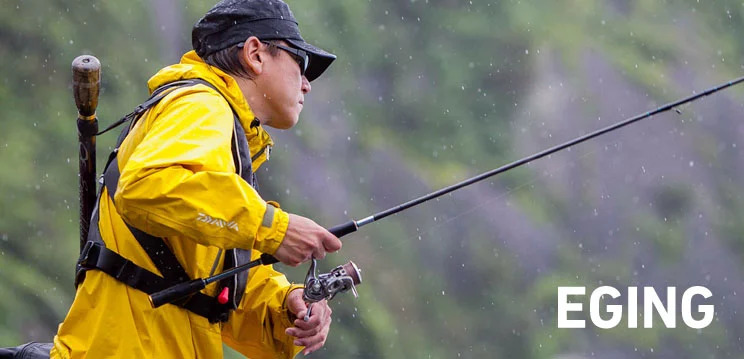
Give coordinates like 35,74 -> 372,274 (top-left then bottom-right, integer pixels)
268,42 -> 308,76
235,40 -> 309,76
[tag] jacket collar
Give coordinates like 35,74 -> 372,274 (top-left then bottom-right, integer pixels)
147,51 -> 273,169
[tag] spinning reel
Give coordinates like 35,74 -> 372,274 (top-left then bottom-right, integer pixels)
301,259 -> 362,321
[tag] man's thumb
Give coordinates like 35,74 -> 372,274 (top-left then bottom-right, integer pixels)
323,234 -> 342,252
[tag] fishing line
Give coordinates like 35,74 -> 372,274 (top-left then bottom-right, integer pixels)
385,102 -> 692,251
382,141 -> 607,251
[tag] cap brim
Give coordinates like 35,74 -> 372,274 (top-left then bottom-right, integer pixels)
285,39 -> 336,82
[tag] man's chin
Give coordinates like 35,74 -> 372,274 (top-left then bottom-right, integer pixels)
265,116 -> 299,130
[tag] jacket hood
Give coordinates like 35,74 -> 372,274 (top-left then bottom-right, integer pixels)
147,51 -> 274,168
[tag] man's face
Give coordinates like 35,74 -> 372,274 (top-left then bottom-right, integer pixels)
256,41 -> 311,129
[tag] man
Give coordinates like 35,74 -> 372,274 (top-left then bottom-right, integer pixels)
50,0 -> 342,358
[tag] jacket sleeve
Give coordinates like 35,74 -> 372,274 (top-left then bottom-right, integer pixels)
222,251 -> 304,359
114,89 -> 287,254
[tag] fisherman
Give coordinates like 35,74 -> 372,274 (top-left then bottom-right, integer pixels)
51,0 -> 342,357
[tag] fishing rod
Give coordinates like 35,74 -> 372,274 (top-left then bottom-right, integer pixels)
149,75 -> 744,309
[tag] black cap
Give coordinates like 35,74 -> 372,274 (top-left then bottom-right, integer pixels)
192,0 -> 336,82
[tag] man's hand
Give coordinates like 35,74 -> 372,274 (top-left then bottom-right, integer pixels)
274,214 -> 342,266
285,288 -> 333,356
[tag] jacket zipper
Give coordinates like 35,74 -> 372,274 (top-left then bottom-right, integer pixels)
251,145 -> 271,162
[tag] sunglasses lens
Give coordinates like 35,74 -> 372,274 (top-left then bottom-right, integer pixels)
291,49 -> 308,76
301,54 -> 309,75
259,41 -> 309,76
287,49 -> 307,75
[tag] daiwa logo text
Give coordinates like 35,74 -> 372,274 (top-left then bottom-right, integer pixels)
197,213 -> 239,232
557,286 -> 713,329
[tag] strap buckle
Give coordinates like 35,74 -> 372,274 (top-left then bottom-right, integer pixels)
75,241 -> 101,288
78,241 -> 101,268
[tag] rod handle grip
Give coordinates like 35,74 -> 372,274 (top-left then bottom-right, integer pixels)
72,55 -> 101,117
328,220 -> 358,238
260,252 -> 279,265
149,279 -> 206,308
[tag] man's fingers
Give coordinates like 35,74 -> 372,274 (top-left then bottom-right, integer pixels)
303,339 -> 326,356
288,301 -> 327,333
286,301 -> 332,354
294,327 -> 327,349
312,247 -> 326,260
293,311 -> 321,330
278,214 -> 345,266
288,324 -> 321,339
289,316 -> 324,344
323,233 -> 342,252
300,325 -> 330,355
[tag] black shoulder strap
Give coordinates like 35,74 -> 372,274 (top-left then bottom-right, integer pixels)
95,80 -> 211,137
76,79 -> 243,323
104,79 -> 218,285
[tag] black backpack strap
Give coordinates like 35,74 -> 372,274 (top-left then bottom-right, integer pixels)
102,158 -> 190,283
75,78 -> 241,323
77,237 -> 228,322
95,80 -> 208,137
78,188 -> 225,321
100,79 -> 209,285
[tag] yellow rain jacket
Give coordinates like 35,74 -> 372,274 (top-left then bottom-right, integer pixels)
51,51 -> 303,359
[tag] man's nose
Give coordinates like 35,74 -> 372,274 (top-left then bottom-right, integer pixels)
301,76 -> 311,94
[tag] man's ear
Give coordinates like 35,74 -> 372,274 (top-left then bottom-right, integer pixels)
239,36 -> 264,76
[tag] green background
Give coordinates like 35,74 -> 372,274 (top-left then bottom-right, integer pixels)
1,1 -> 744,358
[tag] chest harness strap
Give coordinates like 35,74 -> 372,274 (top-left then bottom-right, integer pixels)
75,79 -> 256,323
